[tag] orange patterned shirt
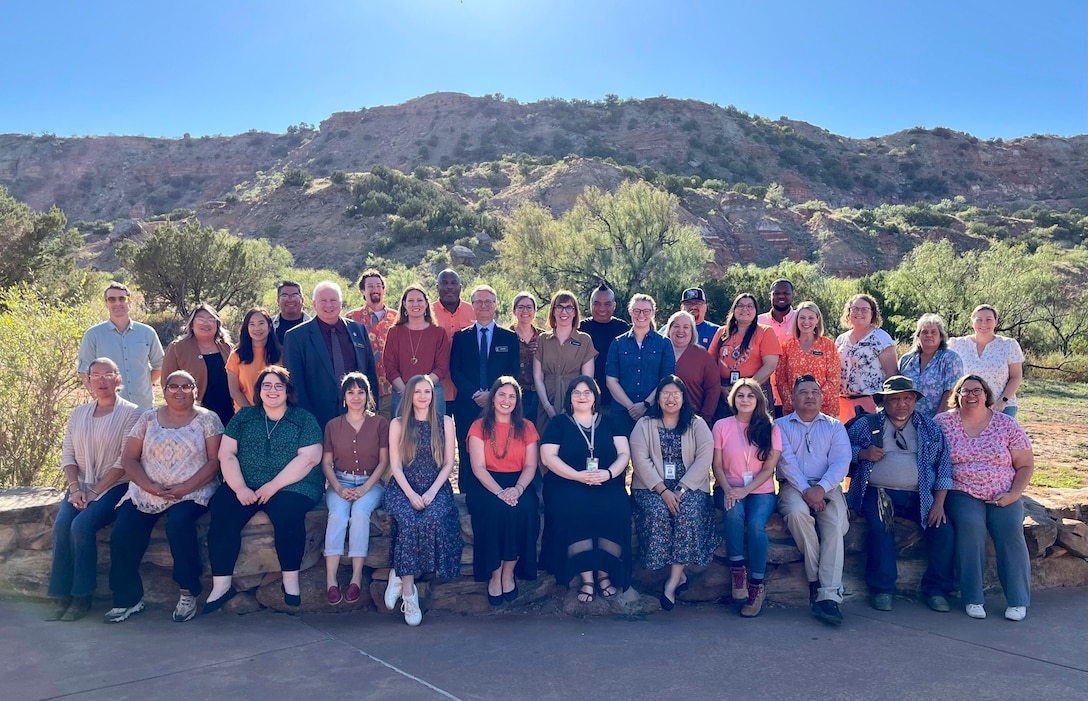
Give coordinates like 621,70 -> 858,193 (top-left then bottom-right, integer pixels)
347,305 -> 399,396
776,335 -> 840,415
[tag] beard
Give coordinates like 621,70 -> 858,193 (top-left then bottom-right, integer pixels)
368,292 -> 383,305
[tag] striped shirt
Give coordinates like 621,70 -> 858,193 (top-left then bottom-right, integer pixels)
61,398 -> 141,499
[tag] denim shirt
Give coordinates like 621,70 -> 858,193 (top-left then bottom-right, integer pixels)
605,329 -> 676,404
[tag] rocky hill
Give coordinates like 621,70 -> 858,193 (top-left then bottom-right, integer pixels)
2,92 -> 1085,276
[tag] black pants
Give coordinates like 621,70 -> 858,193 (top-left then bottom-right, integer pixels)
207,485 -> 315,575
109,499 -> 207,607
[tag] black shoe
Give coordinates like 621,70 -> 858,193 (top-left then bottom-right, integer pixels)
812,599 -> 843,626
503,583 -> 519,603
60,596 -> 92,622
282,584 -> 301,607
808,581 -> 819,605
45,597 -> 72,622
201,586 -> 238,615
659,583 -> 676,611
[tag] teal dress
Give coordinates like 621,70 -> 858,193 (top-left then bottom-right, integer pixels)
224,406 -> 324,502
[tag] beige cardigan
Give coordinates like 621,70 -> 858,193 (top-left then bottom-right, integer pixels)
629,415 -> 714,493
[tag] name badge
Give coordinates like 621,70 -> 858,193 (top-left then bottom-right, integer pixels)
742,472 -> 753,486
570,340 -> 582,346
729,370 -> 741,385
495,345 -> 509,353
664,462 -> 677,480
811,350 -> 823,356
586,457 -> 599,471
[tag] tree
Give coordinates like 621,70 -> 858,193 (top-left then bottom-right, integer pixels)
0,184 -> 70,289
118,220 -> 293,318
496,180 -> 712,308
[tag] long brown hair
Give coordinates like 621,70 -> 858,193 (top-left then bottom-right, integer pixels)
397,374 -> 444,466
728,378 -> 773,462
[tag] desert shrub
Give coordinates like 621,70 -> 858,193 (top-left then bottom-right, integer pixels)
282,167 -> 312,187
0,286 -> 101,487
1025,353 -> 1088,383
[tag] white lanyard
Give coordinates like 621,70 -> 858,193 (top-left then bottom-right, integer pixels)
570,414 -> 596,458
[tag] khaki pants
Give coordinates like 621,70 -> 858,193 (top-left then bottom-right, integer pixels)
778,483 -> 849,603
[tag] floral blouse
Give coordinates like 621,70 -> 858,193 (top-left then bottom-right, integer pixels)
934,410 -> 1031,501
122,408 -> 224,514
777,336 -> 840,415
947,335 -> 1024,407
836,327 -> 895,396
898,348 -> 963,417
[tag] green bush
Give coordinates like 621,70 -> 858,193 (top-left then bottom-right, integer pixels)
0,286 -> 101,487
1026,353 -> 1088,383
282,167 -> 312,187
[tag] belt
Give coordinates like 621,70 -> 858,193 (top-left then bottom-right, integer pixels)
334,468 -> 372,477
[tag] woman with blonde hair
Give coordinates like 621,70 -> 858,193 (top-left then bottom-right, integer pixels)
776,301 -> 839,416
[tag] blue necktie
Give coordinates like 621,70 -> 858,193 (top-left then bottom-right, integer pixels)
479,326 -> 489,390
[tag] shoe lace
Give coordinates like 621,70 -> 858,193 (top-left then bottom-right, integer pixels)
732,570 -> 746,589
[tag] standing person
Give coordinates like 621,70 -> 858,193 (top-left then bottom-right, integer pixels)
899,314 -> 963,418
579,283 -> 630,412
533,290 -> 597,432
713,379 -> 782,617
835,293 -> 898,423
107,370 -> 223,623
202,366 -> 324,613
776,301 -> 840,416
77,282 -> 164,411
271,280 -> 311,346
948,304 -> 1024,417
382,375 -> 464,626
847,376 -> 956,613
757,279 -> 797,417
282,280 -> 379,429
630,376 -> 716,611
467,377 -> 540,605
708,293 -> 781,419
775,376 -> 852,625
384,285 -> 450,417
321,373 -> 388,605
431,269 -> 476,404
509,292 -> 544,428
680,287 -> 719,350
606,294 -> 676,437
347,268 -> 398,419
539,377 -> 632,602
45,358 -> 141,622
226,307 -> 282,410
936,375 -> 1034,621
450,285 -> 520,498
161,303 -> 234,427
665,310 -> 720,426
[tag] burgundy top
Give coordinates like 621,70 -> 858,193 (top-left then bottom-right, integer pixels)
674,344 -> 721,425
384,324 -> 451,385
323,414 -> 390,475
316,317 -> 360,374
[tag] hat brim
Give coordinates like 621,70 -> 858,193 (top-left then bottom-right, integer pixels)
874,389 -> 925,404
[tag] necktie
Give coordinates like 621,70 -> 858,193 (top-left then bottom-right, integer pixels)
330,325 -> 346,381
479,326 -> 489,390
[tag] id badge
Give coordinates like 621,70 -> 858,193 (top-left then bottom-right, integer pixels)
742,472 -> 753,486
664,462 -> 677,480
586,457 -> 599,472
729,370 -> 741,385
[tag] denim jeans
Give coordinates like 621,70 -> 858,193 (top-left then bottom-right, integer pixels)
48,483 -> 127,598
324,472 -> 385,557
723,492 -> 776,578
1001,405 -> 1018,418
109,499 -> 208,607
860,487 -> 955,596
946,490 -> 1031,607
391,381 -> 445,418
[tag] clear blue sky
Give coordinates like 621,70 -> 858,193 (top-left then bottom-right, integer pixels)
3,0 -> 1084,140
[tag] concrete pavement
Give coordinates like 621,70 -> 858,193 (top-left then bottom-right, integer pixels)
2,587 -> 1086,701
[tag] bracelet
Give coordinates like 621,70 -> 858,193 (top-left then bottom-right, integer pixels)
67,481 -> 79,489
87,487 -> 99,496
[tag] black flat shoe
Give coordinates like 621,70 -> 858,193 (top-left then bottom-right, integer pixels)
201,587 -> 237,615
503,584 -> 519,602
675,580 -> 690,596
659,586 -> 675,611
282,584 -> 301,607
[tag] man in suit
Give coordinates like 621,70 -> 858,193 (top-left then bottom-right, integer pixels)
450,284 -> 520,500
283,280 -> 379,429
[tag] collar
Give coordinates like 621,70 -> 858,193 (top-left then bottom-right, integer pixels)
316,316 -> 345,333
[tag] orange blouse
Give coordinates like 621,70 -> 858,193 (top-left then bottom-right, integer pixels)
776,335 -> 840,415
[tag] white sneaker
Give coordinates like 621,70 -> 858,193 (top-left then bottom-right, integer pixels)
384,569 -> 402,611
965,603 -> 986,619
104,601 -> 145,623
1004,606 -> 1026,621
173,593 -> 197,622
401,586 -> 422,626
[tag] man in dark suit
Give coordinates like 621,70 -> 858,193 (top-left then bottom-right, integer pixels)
283,280 -> 379,429
450,284 -> 520,500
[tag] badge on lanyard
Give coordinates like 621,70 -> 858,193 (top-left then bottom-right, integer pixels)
664,462 -> 677,480
586,457 -> 599,471
729,370 -> 741,385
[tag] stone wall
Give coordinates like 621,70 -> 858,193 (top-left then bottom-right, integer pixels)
2,486 -> 1086,616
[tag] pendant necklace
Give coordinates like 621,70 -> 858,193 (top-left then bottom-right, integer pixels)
408,328 -> 423,365
265,414 -> 282,440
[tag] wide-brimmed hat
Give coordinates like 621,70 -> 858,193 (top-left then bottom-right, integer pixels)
874,375 -> 925,403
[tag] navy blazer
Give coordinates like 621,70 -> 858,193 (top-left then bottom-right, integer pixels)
283,317 -> 379,428
450,324 -> 520,409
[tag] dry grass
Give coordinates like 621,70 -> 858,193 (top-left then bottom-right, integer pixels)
1016,380 -> 1088,488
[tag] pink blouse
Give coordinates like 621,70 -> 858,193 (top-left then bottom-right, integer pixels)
934,410 -> 1032,501
711,418 -> 781,494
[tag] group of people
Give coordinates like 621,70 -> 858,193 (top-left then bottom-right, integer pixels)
49,275 -> 1035,627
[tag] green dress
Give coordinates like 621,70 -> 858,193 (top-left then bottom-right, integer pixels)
224,406 -> 324,502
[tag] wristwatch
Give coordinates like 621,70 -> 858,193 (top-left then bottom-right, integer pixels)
1001,396 -> 1010,403
642,399 -> 651,409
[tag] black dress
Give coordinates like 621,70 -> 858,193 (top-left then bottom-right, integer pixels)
200,352 -> 235,427
540,414 -> 632,590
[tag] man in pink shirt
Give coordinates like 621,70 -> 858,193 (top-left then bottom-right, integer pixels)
758,279 -> 796,417
430,269 -> 475,402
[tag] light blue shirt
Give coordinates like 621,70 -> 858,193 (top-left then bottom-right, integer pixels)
475,321 -> 496,356
774,411 -> 851,493
78,319 -> 164,411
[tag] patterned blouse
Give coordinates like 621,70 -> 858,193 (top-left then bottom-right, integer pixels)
776,336 -> 840,415
836,327 -> 895,396
898,348 -> 963,417
934,410 -> 1032,501
224,406 -> 324,502
122,407 -> 225,514
947,335 -> 1024,407
348,306 -> 400,397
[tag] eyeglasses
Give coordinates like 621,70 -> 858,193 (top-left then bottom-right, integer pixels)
733,303 -> 756,311
105,296 -> 128,303
849,306 -> 872,314
166,383 -> 196,392
514,305 -> 536,312
471,299 -> 497,307
571,390 -> 595,398
261,382 -> 287,392
554,304 -> 576,313
659,391 -> 683,399
630,308 -> 654,317
958,387 -> 985,396
88,372 -> 118,381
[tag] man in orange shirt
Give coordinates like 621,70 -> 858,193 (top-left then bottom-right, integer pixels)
430,269 -> 475,403
347,268 -> 398,419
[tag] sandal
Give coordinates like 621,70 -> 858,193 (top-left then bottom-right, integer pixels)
597,575 -> 618,598
577,581 -> 595,603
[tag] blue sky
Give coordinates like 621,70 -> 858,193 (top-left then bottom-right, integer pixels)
2,0 -> 1084,140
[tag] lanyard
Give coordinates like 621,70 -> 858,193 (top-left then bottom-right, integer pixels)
570,414 -> 596,458
734,420 -> 754,470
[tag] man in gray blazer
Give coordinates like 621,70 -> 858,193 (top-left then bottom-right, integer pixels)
283,280 -> 378,428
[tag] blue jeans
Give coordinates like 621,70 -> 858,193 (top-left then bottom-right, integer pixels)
1001,405 -> 1017,418
48,483 -> 127,598
946,490 -> 1031,607
324,472 -> 385,557
860,487 -> 955,596
391,381 -> 445,418
723,492 -> 776,578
